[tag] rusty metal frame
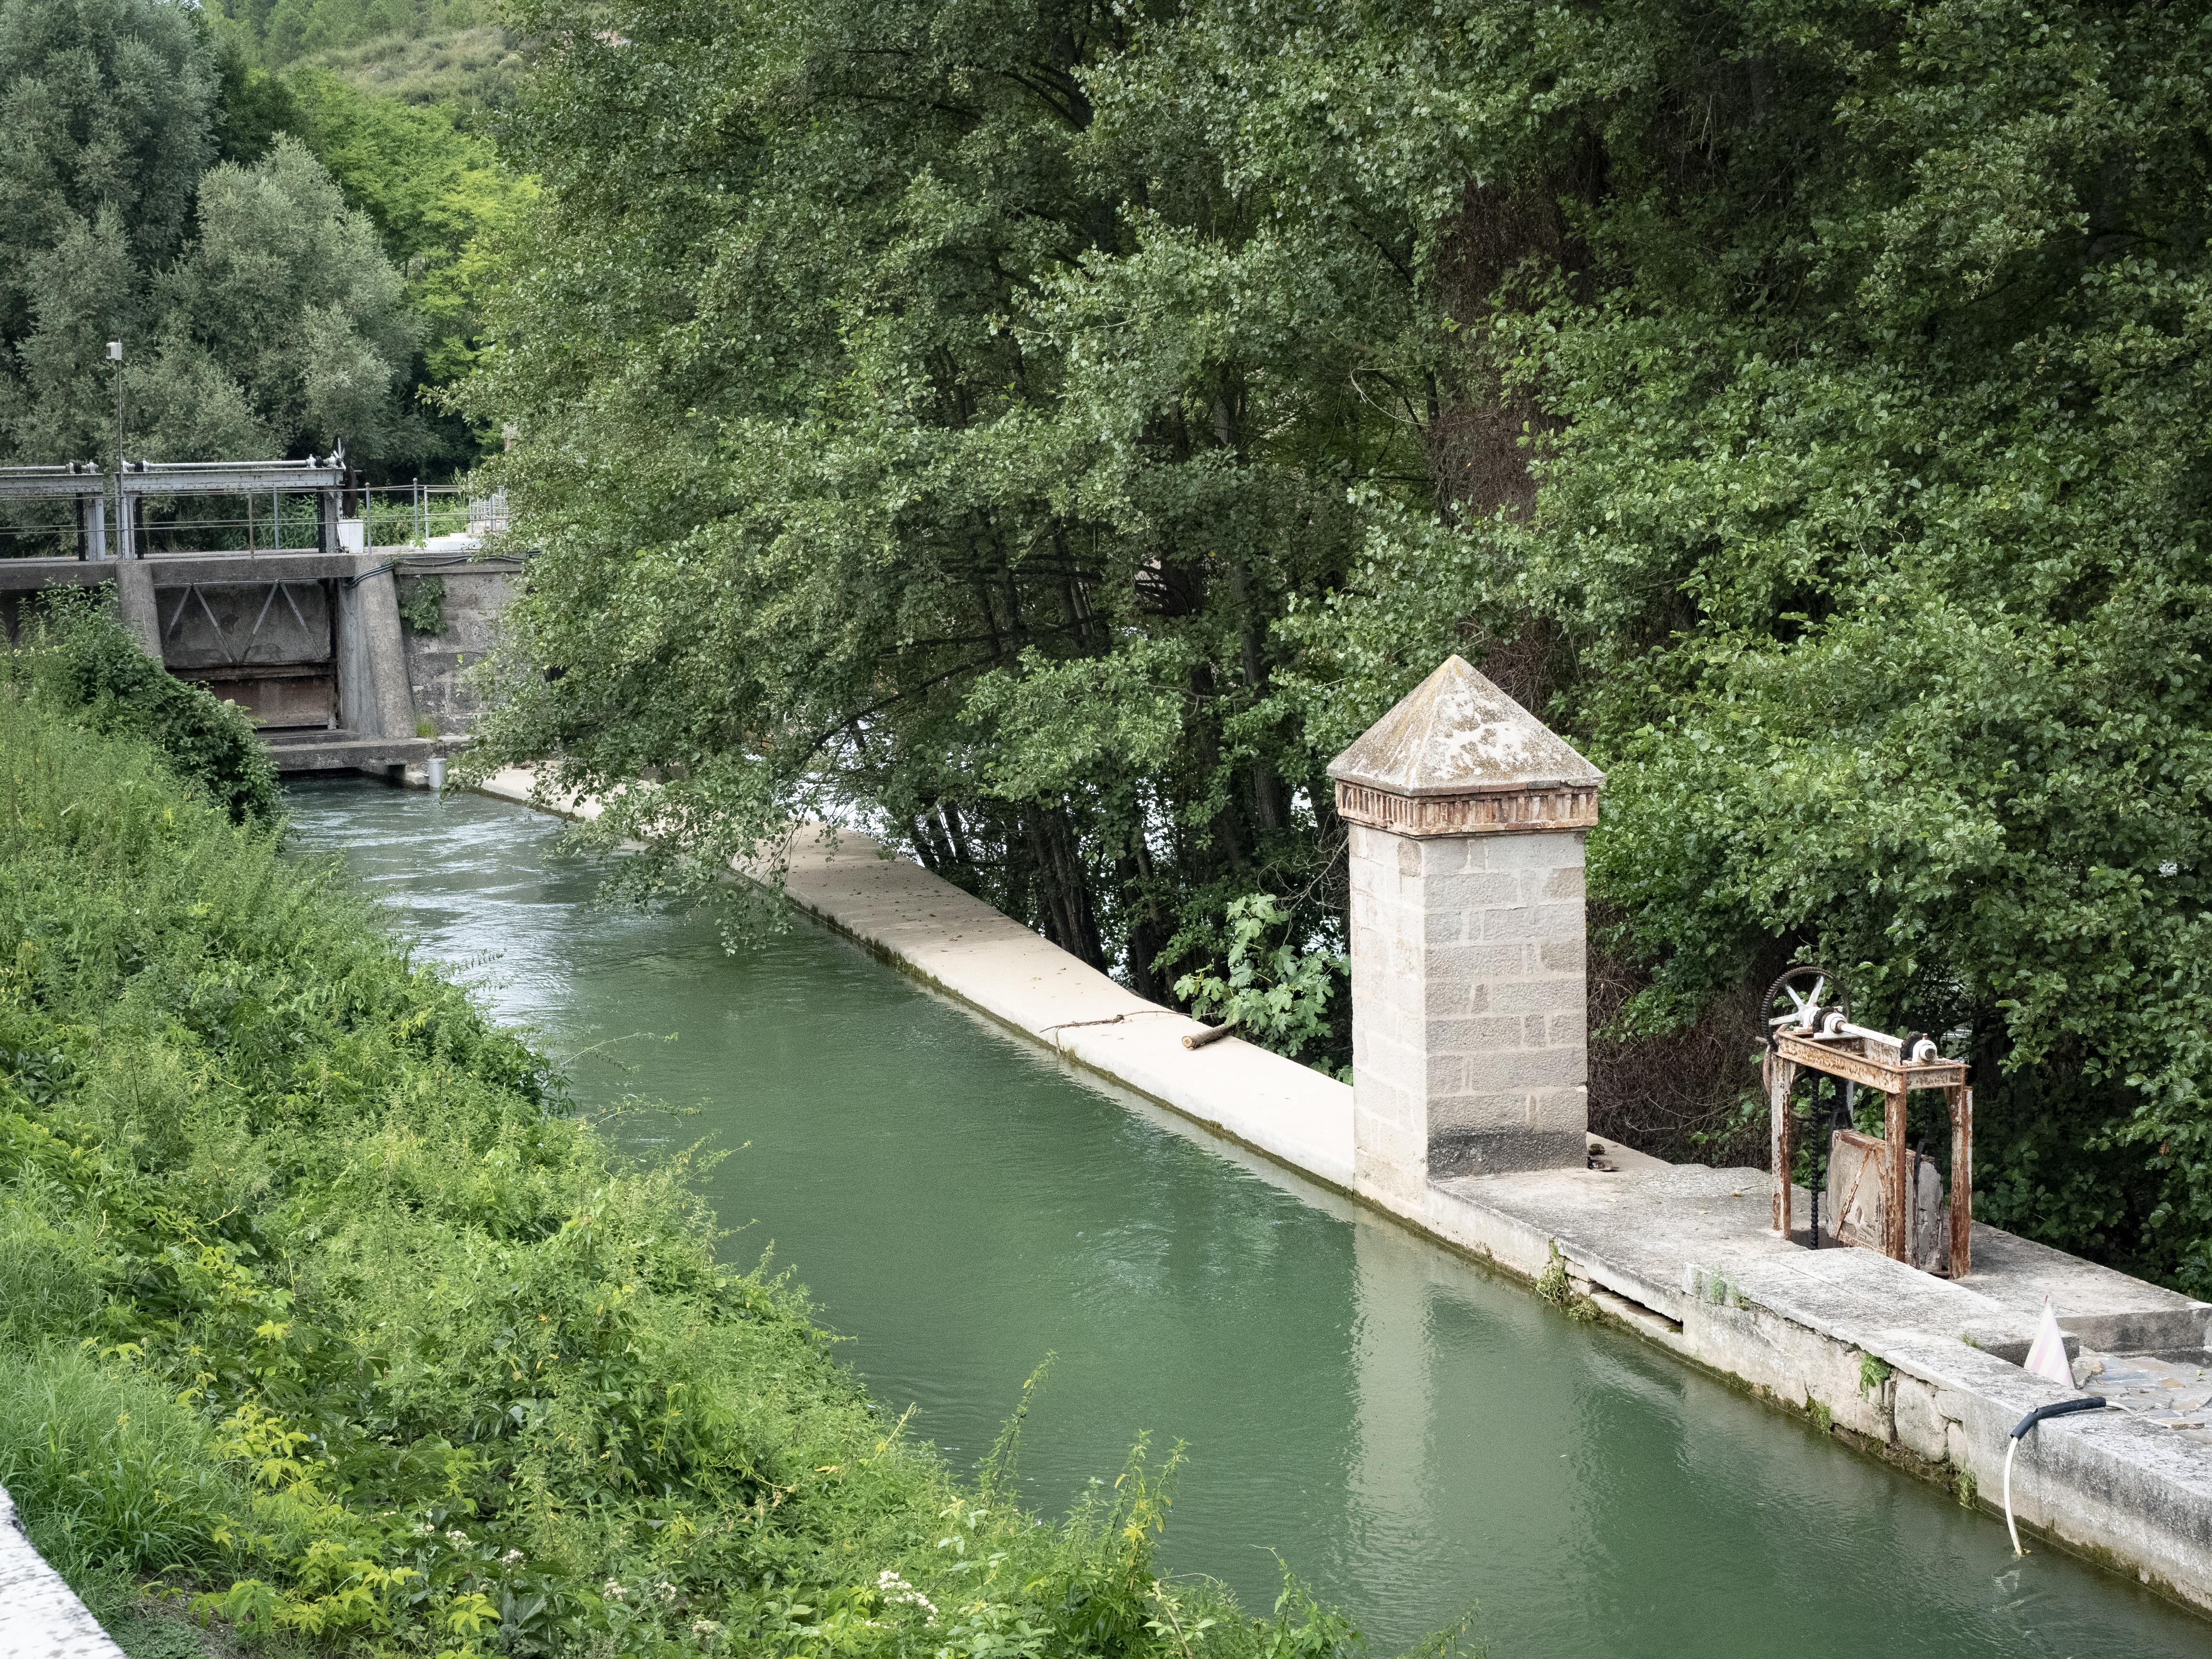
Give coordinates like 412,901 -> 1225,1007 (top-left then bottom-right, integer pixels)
1767,1029 -> 1972,1277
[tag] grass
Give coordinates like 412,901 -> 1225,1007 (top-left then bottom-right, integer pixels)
294,26 -> 527,117
0,624 -> 1402,1657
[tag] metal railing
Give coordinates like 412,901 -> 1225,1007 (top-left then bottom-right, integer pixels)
356,484 -> 494,549
0,466 -> 507,559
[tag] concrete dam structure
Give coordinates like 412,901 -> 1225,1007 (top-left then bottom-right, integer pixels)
0,458 -> 520,775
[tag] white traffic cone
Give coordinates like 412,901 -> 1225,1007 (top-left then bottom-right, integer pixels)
2022,1295 -> 2073,1388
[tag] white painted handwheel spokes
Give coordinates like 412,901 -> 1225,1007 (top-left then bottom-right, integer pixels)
1764,966 -> 1846,1036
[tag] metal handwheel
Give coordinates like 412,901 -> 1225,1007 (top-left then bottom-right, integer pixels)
1764,965 -> 1854,1245
1763,964 -> 1848,1048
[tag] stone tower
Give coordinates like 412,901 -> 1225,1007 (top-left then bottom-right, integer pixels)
1327,656 -> 1603,1208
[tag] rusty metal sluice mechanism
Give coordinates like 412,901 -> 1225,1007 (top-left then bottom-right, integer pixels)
1762,967 -> 1972,1277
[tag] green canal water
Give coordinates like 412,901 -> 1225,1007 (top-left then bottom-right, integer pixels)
288,779 -> 2211,1659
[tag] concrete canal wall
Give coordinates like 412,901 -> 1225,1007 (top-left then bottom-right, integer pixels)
1,1484 -> 126,1659
476,726 -> 2212,1618
473,769 -> 1354,1187
400,562 -> 519,737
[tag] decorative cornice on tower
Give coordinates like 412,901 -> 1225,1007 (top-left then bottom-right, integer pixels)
1325,655 -> 1603,838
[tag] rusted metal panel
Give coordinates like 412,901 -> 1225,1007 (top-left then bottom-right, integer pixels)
1826,1130 -> 1952,1271
1885,1090 -> 1909,1261
1767,1054 -> 1796,1236
181,669 -> 336,729
1772,1031 -> 1966,1094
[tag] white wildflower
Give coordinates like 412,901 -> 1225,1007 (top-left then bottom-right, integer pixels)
411,1522 -> 434,1538
657,1580 -> 678,1602
603,1580 -> 627,1600
876,1570 -> 938,1623
691,1619 -> 721,1639
445,1529 -> 470,1547
501,1549 -> 526,1567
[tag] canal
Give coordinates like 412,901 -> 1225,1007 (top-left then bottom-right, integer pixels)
287,779 -> 2210,1658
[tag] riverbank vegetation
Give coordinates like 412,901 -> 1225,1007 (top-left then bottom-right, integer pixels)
0,636 -> 1375,1657
462,0 -> 2212,1295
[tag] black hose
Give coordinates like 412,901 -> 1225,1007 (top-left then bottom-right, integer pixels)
2004,1395 -> 2107,1555
2010,1395 -> 2106,1440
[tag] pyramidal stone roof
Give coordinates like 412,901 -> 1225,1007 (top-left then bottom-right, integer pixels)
1326,655 -> 1604,798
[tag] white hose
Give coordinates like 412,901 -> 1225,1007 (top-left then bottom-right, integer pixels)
2002,1396 -> 2105,1559
2004,1434 -> 2024,1555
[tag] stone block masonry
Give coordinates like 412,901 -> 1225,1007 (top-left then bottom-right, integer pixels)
1349,824 -> 1592,1198
1332,654 -> 1604,1204
401,561 -> 523,736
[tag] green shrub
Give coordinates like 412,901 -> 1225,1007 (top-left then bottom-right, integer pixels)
0,691 -> 1371,1658
0,1198 -> 108,1346
0,1348 -> 259,1583
1171,895 -> 1346,1073
395,575 -> 445,636
9,593 -> 279,827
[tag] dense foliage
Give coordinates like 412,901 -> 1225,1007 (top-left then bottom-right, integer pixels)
0,0 -> 526,482
464,0 -> 1385,1062
280,65 -> 535,450
467,0 -> 2212,1293
16,596 -> 279,825
210,0 -> 491,71
1220,0 -> 2212,1291
0,686 -> 1371,1657
0,0 -> 419,466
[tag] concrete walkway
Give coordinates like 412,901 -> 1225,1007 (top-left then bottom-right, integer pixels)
0,1486 -> 124,1659
472,770 -> 1356,1187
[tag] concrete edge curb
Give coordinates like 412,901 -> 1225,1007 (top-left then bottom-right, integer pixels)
0,1484 -> 129,1659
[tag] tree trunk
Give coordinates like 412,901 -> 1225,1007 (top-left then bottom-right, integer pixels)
1026,805 -> 1106,969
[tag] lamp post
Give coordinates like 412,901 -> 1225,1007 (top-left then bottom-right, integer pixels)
107,339 -> 125,557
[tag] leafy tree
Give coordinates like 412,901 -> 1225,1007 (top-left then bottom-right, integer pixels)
1188,0 -> 2212,1288
0,0 -> 214,303
472,0 -> 2212,1292
209,30 -> 302,164
463,0 -> 1400,1038
282,67 -> 534,461
0,0 -> 215,455
209,0 -> 485,69
1172,895 -> 1345,1071
0,0 -> 425,469
163,135 -> 421,456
